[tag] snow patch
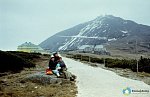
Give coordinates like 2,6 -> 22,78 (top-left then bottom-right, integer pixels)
103,30 -> 106,32
123,21 -> 128,24
121,30 -> 128,34
65,39 -> 68,41
108,38 -> 117,41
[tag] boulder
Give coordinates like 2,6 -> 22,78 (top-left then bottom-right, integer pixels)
22,72 -> 62,84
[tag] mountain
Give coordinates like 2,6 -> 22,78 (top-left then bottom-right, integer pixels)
39,15 -> 150,52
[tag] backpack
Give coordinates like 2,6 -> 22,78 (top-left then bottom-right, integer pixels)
46,68 -> 53,75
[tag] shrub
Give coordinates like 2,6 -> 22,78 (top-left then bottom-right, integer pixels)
70,53 -> 150,73
7,51 -> 41,60
73,54 -> 82,59
81,56 -> 89,61
138,57 -> 150,73
0,51 -> 35,73
43,54 -> 50,57
105,58 -> 136,69
91,57 -> 103,64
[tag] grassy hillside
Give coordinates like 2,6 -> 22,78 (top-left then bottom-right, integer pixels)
0,51 -> 37,73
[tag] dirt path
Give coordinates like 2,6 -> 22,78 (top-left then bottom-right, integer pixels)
64,57 -> 150,97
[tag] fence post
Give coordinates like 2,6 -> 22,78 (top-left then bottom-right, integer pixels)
136,59 -> 138,73
89,56 -> 91,62
81,55 -> 82,61
104,58 -> 105,66
135,39 -> 138,74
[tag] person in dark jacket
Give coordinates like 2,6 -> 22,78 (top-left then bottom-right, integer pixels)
49,57 -> 60,77
49,57 -> 56,70
58,57 -> 66,69
53,52 -> 60,63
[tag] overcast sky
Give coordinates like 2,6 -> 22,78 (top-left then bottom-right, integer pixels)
0,0 -> 150,50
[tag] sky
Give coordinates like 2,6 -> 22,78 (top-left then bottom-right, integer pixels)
0,0 -> 150,50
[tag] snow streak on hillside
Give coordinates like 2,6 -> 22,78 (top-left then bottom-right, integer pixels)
58,16 -> 106,50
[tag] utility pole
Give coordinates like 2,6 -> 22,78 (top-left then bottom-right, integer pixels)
104,58 -> 105,66
89,56 -> 91,62
81,55 -> 82,61
135,39 -> 138,73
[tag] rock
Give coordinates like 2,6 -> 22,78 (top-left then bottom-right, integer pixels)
70,90 -> 74,92
20,85 -> 26,88
20,80 -> 26,83
63,71 -> 77,81
0,79 -> 7,83
22,72 -> 62,84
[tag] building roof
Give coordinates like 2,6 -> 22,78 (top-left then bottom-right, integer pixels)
78,45 -> 104,49
18,42 -> 36,47
94,45 -> 104,49
18,42 -> 43,50
78,45 -> 94,49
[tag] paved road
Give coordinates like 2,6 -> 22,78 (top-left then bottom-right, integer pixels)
63,57 -> 150,97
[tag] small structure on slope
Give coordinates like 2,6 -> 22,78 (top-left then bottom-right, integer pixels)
17,42 -> 49,54
78,45 -> 110,55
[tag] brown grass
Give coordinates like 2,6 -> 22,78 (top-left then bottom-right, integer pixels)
0,55 -> 77,97
0,81 -> 76,97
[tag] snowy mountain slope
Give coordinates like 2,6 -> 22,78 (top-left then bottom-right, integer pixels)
39,15 -> 150,52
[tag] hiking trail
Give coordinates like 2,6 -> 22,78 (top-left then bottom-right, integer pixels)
63,57 -> 150,97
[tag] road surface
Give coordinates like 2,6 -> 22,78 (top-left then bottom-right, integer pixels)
63,57 -> 150,97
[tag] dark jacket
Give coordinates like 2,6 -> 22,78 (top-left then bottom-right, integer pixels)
54,56 -> 60,63
49,60 -> 57,70
58,60 -> 66,68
